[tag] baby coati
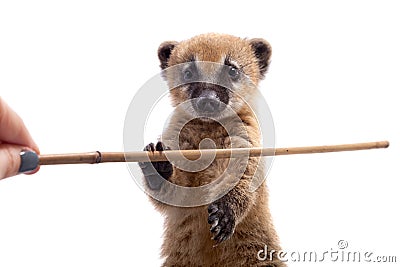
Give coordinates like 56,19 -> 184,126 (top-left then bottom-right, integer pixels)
139,33 -> 285,267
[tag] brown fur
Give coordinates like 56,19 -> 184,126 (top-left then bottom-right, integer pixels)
145,34 -> 285,266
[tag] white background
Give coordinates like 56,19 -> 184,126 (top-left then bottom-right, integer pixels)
1,1 -> 399,266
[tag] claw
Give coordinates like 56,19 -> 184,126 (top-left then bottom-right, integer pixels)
212,226 -> 221,236
144,143 -> 155,152
210,219 -> 219,232
155,141 -> 166,151
208,204 -> 218,214
208,213 -> 218,224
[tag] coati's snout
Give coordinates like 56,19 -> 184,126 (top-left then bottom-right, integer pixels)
189,83 -> 228,115
194,90 -> 221,114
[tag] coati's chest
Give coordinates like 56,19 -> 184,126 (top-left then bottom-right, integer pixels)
177,119 -> 229,150
162,118 -> 233,187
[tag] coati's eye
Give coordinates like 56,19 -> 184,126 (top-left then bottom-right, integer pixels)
183,70 -> 193,81
228,66 -> 240,80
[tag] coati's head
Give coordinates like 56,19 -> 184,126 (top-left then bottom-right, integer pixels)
158,33 -> 271,120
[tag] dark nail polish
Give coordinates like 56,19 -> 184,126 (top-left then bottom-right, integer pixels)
19,150 -> 39,173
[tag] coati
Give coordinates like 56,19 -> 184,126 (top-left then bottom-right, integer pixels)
139,33 -> 286,267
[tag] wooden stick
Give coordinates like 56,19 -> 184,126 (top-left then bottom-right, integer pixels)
38,140 -> 389,166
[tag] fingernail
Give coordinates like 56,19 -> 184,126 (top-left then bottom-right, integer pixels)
19,150 -> 39,173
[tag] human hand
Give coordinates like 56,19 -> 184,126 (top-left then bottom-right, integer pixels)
0,97 -> 40,179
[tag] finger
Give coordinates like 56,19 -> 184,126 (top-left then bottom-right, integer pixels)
0,144 -> 39,179
0,97 -> 39,154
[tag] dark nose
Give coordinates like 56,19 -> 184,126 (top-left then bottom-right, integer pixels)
196,97 -> 221,113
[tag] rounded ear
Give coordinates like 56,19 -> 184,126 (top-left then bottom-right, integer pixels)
158,41 -> 178,69
249,38 -> 272,78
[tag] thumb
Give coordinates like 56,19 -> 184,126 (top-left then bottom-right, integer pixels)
0,144 -> 39,180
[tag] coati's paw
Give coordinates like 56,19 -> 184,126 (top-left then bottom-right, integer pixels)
207,200 -> 236,244
138,141 -> 172,191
